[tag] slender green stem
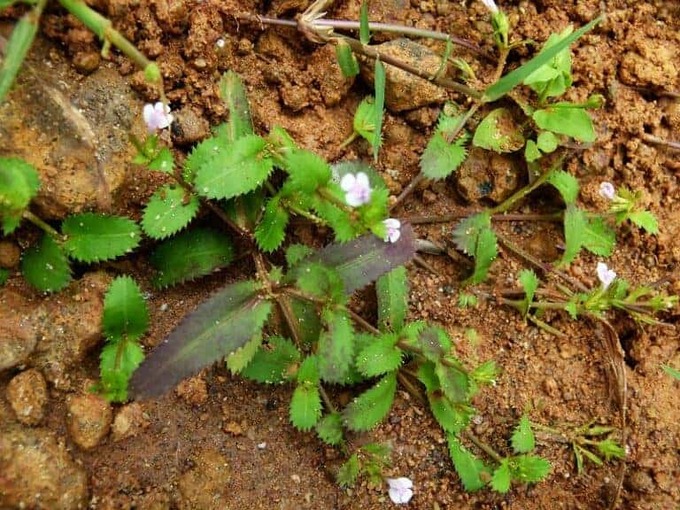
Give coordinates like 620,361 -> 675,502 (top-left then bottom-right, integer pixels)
57,0 -> 164,96
318,384 -> 337,413
463,430 -> 503,463
22,210 -> 62,239
488,164 -> 556,215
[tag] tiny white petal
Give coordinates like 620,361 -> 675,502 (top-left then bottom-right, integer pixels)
387,477 -> 413,504
596,262 -> 616,289
355,172 -> 370,189
340,173 -> 356,192
383,218 -> 402,243
598,182 -> 616,201
480,0 -> 499,14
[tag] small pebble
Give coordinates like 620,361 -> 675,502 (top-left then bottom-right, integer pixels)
67,394 -> 113,449
6,369 -> 48,426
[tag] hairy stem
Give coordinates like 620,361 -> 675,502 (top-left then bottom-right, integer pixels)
22,210 -> 63,240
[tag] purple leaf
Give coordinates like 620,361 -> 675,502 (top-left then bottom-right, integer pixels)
305,223 -> 416,294
130,280 -> 272,399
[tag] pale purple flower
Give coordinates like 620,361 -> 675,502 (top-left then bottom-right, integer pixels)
598,182 -> 616,201
596,262 -> 616,290
480,0 -> 499,14
387,477 -> 413,504
383,218 -> 401,243
143,102 -> 174,132
340,172 -> 372,207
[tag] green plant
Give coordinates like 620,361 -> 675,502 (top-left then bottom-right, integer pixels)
0,157 -> 140,292
96,276 -> 148,402
0,0 -> 163,103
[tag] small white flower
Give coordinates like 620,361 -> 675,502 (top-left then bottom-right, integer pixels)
143,102 -> 174,132
596,262 -> 616,290
480,0 -> 499,14
387,477 -> 413,504
383,218 -> 401,243
340,172 -> 372,207
598,182 -> 616,201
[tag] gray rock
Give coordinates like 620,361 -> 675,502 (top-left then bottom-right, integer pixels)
360,38 -> 447,112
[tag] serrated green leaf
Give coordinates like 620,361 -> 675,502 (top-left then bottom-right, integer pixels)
297,355 -> 320,384
547,169 -> 580,204
129,281 -> 271,398
99,340 -> 144,402
335,40 -> 359,78
355,333 -> 402,377
62,213 -> 141,263
561,206 -> 615,265
448,435 -> 489,491
285,244 -> 314,267
435,360 -> 469,402
240,336 -> 300,383
290,383 -> 322,431
318,309 -> 354,383
376,266 -> 408,332
282,149 -> 332,193
312,198 -> 358,242
511,415 -> 536,454
337,454 -> 361,487
255,196 -> 289,252
103,276 -> 149,341
454,213 -> 498,283
148,147 -> 174,173
150,228 -> 234,288
536,131 -> 558,153
512,455 -> 551,483
411,326 -> 451,363
429,394 -> 474,434
353,97 -> 377,143
596,438 -> 626,460
627,210 -> 658,234
317,412 -> 344,445
141,185 -> 200,240
226,334 -> 263,373
182,128 -> 228,184
533,105 -> 595,143
519,269 -> 539,317
194,134 -> 273,200
21,234 -> 71,292
421,131 -> 469,180
219,71 -> 254,141
343,372 -> 397,431
373,59 -> 385,161
473,108 -> 525,153
491,460 -> 512,493
0,157 -> 40,233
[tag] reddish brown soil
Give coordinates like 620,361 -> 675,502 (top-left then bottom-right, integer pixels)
1,0 -> 679,509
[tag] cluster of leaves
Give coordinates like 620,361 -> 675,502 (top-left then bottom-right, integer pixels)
450,415 -> 551,493
0,157 -> 140,292
568,423 -> 626,474
96,276 -> 148,401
